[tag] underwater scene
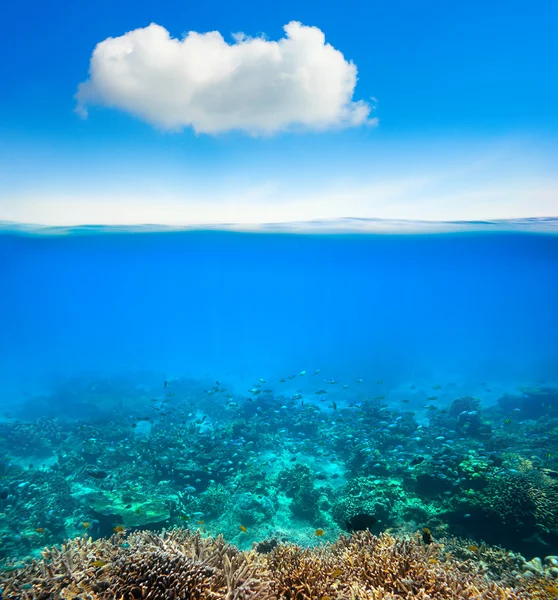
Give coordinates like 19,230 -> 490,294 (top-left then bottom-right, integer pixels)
1,228 -> 558,599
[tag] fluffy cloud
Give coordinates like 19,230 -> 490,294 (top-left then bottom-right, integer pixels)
75,21 -> 374,134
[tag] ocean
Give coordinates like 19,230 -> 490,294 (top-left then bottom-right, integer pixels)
0,228 -> 557,596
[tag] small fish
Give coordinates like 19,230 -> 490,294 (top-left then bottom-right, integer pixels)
314,369 -> 320,375
93,559 -> 108,567
432,384 -> 441,390
331,568 -> 342,577
299,371 -> 307,376
82,521 -> 91,529
86,469 -> 109,479
545,453 -> 553,459
428,558 -> 438,564
422,527 -> 433,545
315,529 -> 325,536
355,379 -> 363,383
504,418 -> 512,425
401,399 -> 410,404
263,389 -> 273,393
278,378 -> 286,383
249,388 -> 261,395
258,378 -> 266,383
292,394 -> 303,401
468,545 -> 479,552
330,402 -> 337,411
177,514 -> 190,521
113,525 -> 125,533
326,378 -> 338,385
315,389 -> 328,395
35,528 -> 45,533
197,520 -> 205,525
287,375 -> 296,380
239,525 -> 247,532
427,396 -> 438,401
164,380 -> 168,388
376,380 -> 383,384
342,384 -> 349,389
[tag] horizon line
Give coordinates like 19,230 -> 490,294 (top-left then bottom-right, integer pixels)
1,216 -> 557,236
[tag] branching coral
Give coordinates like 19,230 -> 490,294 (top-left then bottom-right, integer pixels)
2,529 -> 557,600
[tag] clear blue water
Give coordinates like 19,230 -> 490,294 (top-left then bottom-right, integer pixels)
2,231 -> 557,395
1,229 -> 558,562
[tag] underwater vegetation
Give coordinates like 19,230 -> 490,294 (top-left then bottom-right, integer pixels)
0,375 -> 558,593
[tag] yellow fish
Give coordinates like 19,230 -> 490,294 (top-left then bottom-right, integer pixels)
92,560 -> 108,567
315,529 -> 325,536
331,568 -> 342,577
239,525 -> 247,532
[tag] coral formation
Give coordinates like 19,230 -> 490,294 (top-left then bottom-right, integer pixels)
1,529 -> 557,599
2,377 -> 558,563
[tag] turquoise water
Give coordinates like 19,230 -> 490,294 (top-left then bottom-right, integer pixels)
0,229 -> 557,560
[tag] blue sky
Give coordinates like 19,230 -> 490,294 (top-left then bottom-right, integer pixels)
1,0 -> 557,225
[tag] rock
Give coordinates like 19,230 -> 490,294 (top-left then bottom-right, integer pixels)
545,556 -> 558,567
523,557 -> 543,574
521,570 -> 535,579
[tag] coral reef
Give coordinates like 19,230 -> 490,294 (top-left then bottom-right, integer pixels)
2,376 -> 558,562
1,529 -> 558,599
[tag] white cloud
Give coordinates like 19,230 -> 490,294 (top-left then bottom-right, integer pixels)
75,21 -> 374,134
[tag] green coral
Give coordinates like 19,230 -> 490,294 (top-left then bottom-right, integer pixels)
459,451 -> 489,480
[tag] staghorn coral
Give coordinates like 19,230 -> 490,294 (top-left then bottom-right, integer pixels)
0,529 -> 271,600
2,529 -> 558,600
